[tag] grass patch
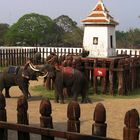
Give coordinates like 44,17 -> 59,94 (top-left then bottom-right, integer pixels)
31,85 -> 140,101
0,67 -> 5,72
31,85 -> 55,99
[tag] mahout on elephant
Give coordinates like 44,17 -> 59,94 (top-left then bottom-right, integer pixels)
0,60 -> 42,98
39,63 -> 89,104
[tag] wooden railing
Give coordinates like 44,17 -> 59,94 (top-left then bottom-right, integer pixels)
0,94 -> 139,140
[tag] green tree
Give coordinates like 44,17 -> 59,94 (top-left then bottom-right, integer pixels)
116,29 -> 140,48
116,30 -> 128,48
0,23 -> 9,45
5,13 -> 62,46
54,15 -> 83,47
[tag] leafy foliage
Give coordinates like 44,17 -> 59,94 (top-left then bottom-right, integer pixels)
54,15 -> 83,47
0,13 -> 139,48
5,13 -> 62,46
0,23 -> 9,45
116,28 -> 140,48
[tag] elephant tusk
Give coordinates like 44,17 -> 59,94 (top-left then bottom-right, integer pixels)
29,63 -> 40,72
41,72 -> 49,78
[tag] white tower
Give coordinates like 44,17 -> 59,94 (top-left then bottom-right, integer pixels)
82,0 -> 118,58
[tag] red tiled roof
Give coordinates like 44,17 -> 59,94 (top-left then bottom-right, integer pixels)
94,4 -> 103,11
89,13 -> 105,17
82,19 -> 108,23
81,0 -> 118,25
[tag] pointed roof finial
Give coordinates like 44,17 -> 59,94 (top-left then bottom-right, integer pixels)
99,0 -> 103,3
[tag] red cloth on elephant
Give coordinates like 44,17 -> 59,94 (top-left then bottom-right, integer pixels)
62,67 -> 74,75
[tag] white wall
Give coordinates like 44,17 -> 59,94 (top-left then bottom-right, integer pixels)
107,26 -> 116,56
83,25 -> 108,57
83,25 -> 116,58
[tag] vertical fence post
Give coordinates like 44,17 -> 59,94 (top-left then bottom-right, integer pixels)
123,109 -> 139,140
92,103 -> 107,137
109,60 -> 115,95
0,49 -> 2,70
93,59 -> 98,94
118,59 -> 124,95
0,93 -> 7,140
67,101 -> 80,134
17,95 -> 30,140
130,59 -> 136,91
101,61 -> 107,94
40,98 -> 54,140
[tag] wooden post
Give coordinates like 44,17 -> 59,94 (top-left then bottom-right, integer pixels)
0,93 -> 7,140
118,59 -> 124,95
40,98 -> 54,140
123,109 -> 139,140
67,101 -> 80,134
17,95 -> 30,140
130,59 -> 136,91
109,60 -> 115,95
124,58 -> 130,95
0,49 -> 2,68
93,59 -> 97,94
101,61 -> 107,94
92,103 -> 107,137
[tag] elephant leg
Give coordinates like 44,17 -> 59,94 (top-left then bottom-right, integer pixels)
73,92 -> 79,101
5,87 -> 11,98
81,93 -> 87,103
71,84 -> 82,102
54,90 -> 59,103
55,86 -> 64,104
59,92 -> 64,104
28,92 -> 31,98
19,84 -> 29,99
81,80 -> 89,103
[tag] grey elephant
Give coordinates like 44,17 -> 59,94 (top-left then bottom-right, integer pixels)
40,63 -> 89,103
0,60 -> 41,98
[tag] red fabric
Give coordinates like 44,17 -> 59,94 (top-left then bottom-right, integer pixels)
62,67 -> 74,75
94,68 -> 107,77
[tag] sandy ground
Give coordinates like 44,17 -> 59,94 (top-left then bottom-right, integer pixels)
3,78 -> 140,140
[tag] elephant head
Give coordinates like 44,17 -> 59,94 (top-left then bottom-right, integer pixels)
21,60 -> 41,80
39,63 -> 56,80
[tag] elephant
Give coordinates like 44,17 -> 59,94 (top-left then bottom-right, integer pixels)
0,60 -> 42,98
39,63 -> 89,103
33,51 -> 41,64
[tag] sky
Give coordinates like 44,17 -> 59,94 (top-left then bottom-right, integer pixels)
0,0 -> 139,31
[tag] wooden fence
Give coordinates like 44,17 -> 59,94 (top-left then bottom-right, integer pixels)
0,47 -> 140,67
45,56 -> 140,96
0,94 -> 139,140
81,56 -> 140,96
0,47 -> 83,67
0,48 -> 37,67
116,49 -> 140,57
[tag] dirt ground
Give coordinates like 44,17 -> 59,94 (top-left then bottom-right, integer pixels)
4,78 -> 140,140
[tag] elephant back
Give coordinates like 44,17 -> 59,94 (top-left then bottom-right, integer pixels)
7,66 -> 20,75
62,67 -> 74,76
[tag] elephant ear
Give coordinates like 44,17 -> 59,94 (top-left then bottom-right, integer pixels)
22,59 -> 40,80
22,71 -> 30,79
22,68 -> 30,79
21,60 -> 31,79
